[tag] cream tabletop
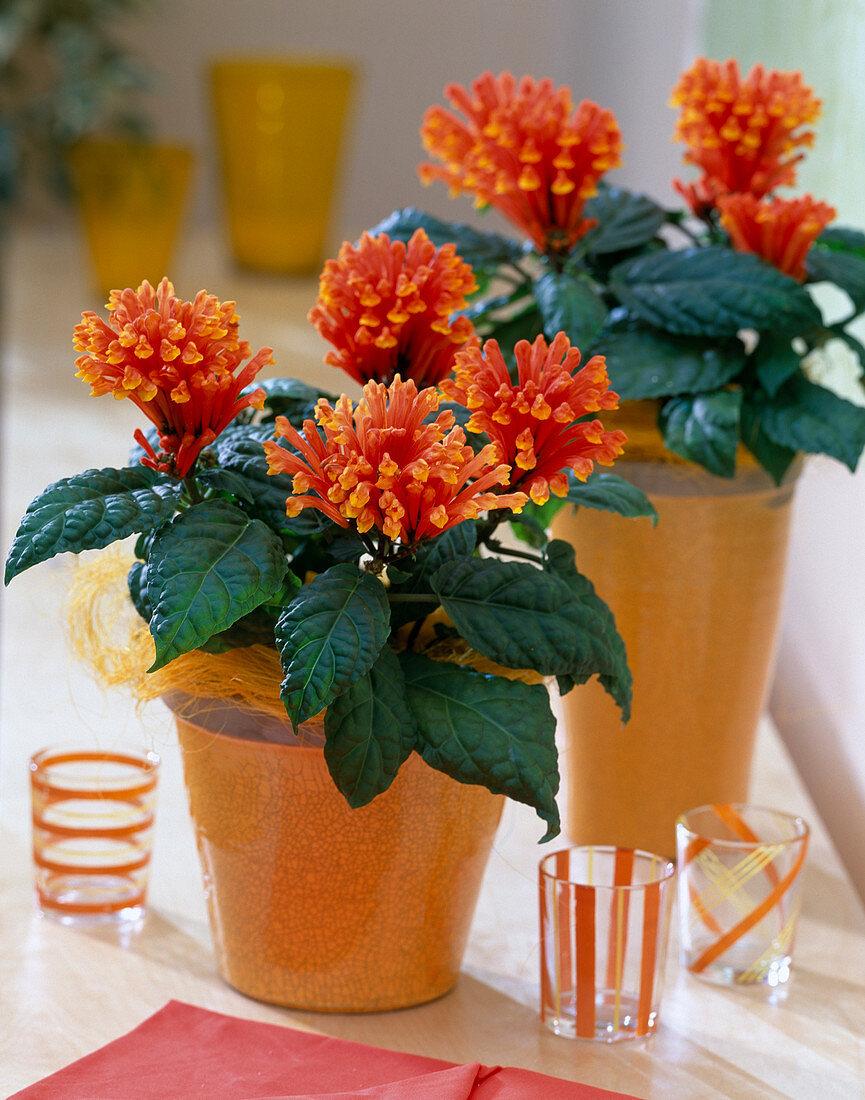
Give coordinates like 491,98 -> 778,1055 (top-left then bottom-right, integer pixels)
1,226 -> 864,1099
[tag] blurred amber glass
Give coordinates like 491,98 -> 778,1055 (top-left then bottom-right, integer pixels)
210,57 -> 355,274
69,139 -> 193,297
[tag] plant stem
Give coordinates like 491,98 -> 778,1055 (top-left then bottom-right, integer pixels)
485,539 -> 544,565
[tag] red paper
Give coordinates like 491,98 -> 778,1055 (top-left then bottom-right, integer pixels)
11,1000 -> 642,1099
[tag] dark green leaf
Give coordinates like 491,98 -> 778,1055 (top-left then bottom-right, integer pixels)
541,539 -> 631,719
400,651 -> 560,840
196,468 -> 255,502
582,185 -> 666,255
807,245 -> 865,311
5,466 -> 176,583
127,560 -> 150,622
432,557 -> 630,717
275,564 -> 390,728
563,471 -> 658,523
610,247 -> 822,337
591,325 -> 745,400
367,207 -> 523,271
752,333 -> 802,396
246,377 -> 337,425
658,390 -> 742,477
146,500 -> 288,670
324,645 -> 416,808
818,227 -> 865,253
476,301 -> 544,354
753,374 -> 865,470
534,270 -> 608,348
388,522 -> 476,627
509,499 -> 564,548
212,426 -> 295,529
739,400 -> 797,485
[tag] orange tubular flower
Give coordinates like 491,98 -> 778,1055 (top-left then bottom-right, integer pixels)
419,71 -> 623,258
671,58 -> 822,216
74,278 -> 272,478
441,332 -> 626,506
263,377 -> 526,545
308,229 -> 476,387
717,192 -> 836,281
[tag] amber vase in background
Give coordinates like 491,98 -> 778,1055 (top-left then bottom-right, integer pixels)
553,401 -> 800,858
209,57 -> 355,274
176,709 -> 503,1012
68,139 -> 193,297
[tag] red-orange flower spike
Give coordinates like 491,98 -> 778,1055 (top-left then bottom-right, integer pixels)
308,229 -> 476,387
441,332 -> 626,506
671,57 -> 822,216
419,71 -> 623,257
73,278 -> 272,478
263,376 -> 526,544
717,192 -> 836,281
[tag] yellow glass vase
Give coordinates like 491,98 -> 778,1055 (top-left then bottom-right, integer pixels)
210,57 -> 355,274
69,139 -> 193,297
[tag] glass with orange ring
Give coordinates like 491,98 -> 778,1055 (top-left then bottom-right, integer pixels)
539,846 -> 675,1042
29,743 -> 160,925
676,802 -> 809,989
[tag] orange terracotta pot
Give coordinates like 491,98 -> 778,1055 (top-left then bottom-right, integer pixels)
552,401 -> 800,858
176,712 -> 503,1012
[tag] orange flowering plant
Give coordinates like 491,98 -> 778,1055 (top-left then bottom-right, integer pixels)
5,236 -> 649,838
373,62 -> 865,483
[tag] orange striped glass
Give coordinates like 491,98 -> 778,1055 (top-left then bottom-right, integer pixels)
539,846 -> 675,1041
676,803 -> 809,988
29,744 -> 160,925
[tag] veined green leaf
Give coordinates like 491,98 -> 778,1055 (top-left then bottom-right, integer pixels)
367,207 -> 524,271
432,556 -> 630,717
610,247 -> 822,337
541,539 -> 631,719
245,377 -> 337,425
739,400 -> 797,485
582,185 -> 666,255
752,333 -> 802,396
4,466 -> 176,583
146,500 -> 288,670
534,270 -> 608,349
752,374 -> 865,470
807,244 -> 865,311
276,563 -> 390,728
658,390 -> 743,478
388,522 -> 476,628
563,471 -> 658,523
400,651 -> 560,840
324,645 -> 416,807
591,325 -> 745,400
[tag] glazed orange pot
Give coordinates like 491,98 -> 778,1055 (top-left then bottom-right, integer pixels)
176,710 -> 503,1012
553,401 -> 800,858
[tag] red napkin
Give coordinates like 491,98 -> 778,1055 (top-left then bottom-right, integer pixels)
11,1000 -> 642,1099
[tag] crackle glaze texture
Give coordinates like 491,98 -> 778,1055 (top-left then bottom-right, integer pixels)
176,716 -> 504,1012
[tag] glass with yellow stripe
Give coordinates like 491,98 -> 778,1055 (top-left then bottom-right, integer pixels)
539,846 -> 675,1041
676,803 -> 809,988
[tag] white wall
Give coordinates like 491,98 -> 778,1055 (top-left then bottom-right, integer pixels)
115,0 -> 701,248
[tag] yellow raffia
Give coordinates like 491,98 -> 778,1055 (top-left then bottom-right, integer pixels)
64,549 -> 543,721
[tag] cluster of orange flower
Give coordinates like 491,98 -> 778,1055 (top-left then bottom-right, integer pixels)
74,57 -> 835,531
74,278 -> 271,478
669,57 -> 834,280
419,71 -> 622,258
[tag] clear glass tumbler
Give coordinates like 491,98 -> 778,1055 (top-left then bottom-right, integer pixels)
676,802 -> 809,988
30,743 -> 160,925
539,845 -> 675,1041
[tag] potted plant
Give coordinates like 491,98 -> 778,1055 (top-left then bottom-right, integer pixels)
372,61 -> 865,856
4,229 -> 651,1010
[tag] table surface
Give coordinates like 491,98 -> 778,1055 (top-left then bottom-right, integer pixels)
2,226 -> 865,1100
